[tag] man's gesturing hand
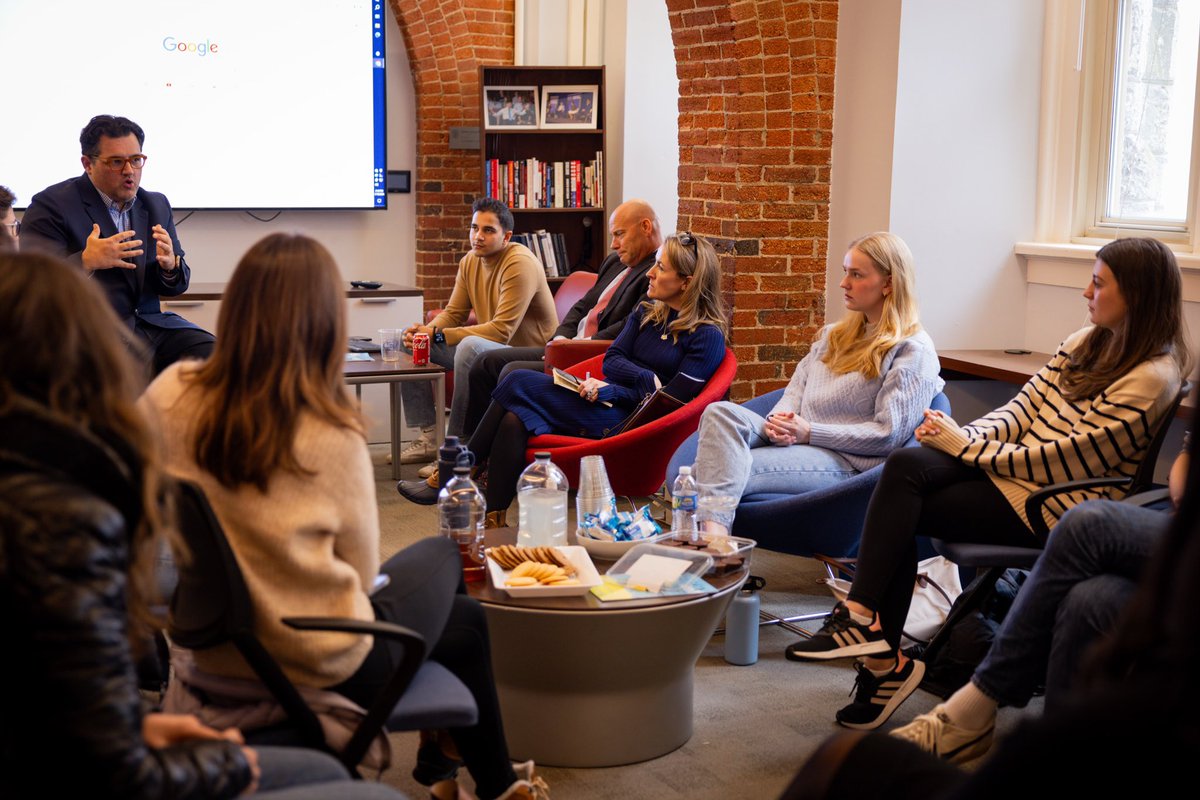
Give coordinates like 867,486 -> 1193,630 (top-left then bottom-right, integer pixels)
82,223 -> 141,271
152,223 -> 177,271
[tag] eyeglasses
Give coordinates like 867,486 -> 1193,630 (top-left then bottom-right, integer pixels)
1,220 -> 19,236
90,154 -> 148,171
679,231 -> 699,260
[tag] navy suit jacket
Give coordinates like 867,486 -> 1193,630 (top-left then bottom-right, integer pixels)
21,174 -> 197,331
553,251 -> 652,341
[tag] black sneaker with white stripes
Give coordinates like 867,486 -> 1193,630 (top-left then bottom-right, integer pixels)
784,602 -> 890,661
835,657 -> 925,730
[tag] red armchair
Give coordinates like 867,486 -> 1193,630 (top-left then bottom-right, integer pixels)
544,337 -> 611,373
524,348 -> 738,495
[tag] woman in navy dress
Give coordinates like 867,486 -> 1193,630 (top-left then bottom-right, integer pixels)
461,232 -> 729,525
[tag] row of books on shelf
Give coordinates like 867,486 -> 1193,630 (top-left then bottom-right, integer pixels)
512,230 -> 572,278
485,153 -> 605,209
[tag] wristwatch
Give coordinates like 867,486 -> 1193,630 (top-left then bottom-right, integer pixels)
432,327 -> 446,345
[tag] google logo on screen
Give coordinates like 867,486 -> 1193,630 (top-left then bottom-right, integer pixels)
163,36 -> 219,56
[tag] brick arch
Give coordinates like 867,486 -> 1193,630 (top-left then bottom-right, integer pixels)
388,0 -> 515,310
668,0 -> 837,400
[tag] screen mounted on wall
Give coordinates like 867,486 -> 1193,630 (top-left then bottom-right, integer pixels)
1,0 -> 387,210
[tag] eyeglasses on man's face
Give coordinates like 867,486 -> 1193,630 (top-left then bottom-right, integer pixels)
2,220 -> 20,236
91,154 -> 148,171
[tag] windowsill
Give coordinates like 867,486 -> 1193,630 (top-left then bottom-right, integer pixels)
1015,241 -> 1200,302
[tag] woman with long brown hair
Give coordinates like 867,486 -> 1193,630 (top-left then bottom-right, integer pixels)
786,237 -> 1187,733
142,233 -> 546,799
0,251 -> 400,798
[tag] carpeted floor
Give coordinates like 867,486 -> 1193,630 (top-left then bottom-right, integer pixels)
370,446 -> 1040,799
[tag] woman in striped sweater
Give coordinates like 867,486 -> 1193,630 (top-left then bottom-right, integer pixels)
786,237 -> 1187,732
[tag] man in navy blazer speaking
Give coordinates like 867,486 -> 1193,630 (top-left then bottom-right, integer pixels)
22,114 -> 214,374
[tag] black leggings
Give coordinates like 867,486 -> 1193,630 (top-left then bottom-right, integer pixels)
847,447 -> 1039,652
334,537 -> 516,799
467,401 -> 531,514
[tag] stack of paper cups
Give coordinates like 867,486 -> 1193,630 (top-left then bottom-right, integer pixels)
576,455 -> 616,539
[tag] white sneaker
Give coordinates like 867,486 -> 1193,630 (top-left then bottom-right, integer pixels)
399,434 -> 437,464
418,461 -> 438,479
890,703 -> 994,763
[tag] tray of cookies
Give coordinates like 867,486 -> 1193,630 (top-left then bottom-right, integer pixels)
485,544 -> 603,597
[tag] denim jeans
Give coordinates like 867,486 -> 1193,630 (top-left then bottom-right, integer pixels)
692,401 -> 858,528
972,499 -> 1169,710
256,746 -> 403,798
400,335 -> 509,436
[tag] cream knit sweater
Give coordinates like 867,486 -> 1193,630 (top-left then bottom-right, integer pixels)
142,363 -> 380,688
428,242 -> 558,347
921,327 -> 1181,531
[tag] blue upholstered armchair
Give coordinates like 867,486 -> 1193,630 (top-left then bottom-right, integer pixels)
666,387 -> 952,560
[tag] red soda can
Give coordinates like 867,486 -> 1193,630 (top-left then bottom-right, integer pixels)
412,332 -> 430,366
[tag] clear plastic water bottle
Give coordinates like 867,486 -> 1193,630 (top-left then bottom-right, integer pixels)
516,451 -> 568,547
672,466 -> 699,538
438,465 -> 487,582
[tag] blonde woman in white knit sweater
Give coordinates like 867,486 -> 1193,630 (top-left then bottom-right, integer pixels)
143,234 -> 547,800
787,236 -> 1187,735
693,232 -> 943,535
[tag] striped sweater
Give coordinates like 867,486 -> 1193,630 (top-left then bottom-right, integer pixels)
920,327 -> 1180,532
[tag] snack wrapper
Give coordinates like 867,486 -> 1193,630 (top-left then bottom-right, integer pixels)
578,500 -> 662,542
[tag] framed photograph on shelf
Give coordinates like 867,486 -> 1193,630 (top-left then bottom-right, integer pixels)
483,86 -> 540,130
540,85 -> 599,130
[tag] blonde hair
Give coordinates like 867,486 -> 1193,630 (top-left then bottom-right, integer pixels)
823,232 -> 922,379
186,233 -> 363,492
640,232 -> 729,341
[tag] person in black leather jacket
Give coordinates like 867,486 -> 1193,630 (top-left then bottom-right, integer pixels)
0,252 -> 404,800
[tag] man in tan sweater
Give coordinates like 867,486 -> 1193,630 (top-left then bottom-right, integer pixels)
399,197 -> 557,462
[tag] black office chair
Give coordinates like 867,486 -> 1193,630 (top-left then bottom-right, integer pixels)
920,384 -> 1188,665
167,479 -> 477,774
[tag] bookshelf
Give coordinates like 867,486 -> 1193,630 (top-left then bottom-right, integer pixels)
479,65 -> 607,274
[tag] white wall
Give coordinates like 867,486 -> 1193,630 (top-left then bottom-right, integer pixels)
621,0 -> 679,235
888,0 -> 1044,349
166,4 -> 417,287
825,0 -> 902,323
830,1 -> 1044,348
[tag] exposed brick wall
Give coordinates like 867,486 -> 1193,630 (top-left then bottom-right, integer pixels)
668,0 -> 837,400
389,0 -> 515,311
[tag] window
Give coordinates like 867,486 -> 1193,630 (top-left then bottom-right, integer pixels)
1086,0 -> 1200,241
1021,2 -> 1200,298
1034,0 -> 1200,250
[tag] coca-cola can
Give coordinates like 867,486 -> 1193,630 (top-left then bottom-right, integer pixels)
412,332 -> 430,366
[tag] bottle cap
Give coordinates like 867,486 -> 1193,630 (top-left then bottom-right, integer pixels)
678,466 -> 691,475
453,466 -> 471,476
